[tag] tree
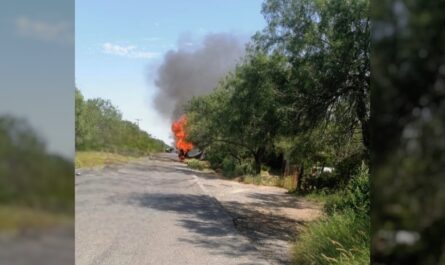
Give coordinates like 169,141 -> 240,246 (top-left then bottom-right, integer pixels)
186,53 -> 288,173
0,115 -> 73,211
75,88 -> 87,149
254,0 -> 370,153
75,89 -> 167,155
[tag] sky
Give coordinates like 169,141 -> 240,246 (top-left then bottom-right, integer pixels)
0,0 -> 74,159
76,0 -> 266,146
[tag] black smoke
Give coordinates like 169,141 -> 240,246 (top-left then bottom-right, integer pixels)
154,33 -> 246,120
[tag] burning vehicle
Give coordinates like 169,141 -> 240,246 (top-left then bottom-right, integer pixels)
165,147 -> 174,153
171,115 -> 202,161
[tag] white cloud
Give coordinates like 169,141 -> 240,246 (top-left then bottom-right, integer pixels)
102,42 -> 159,59
15,16 -> 73,45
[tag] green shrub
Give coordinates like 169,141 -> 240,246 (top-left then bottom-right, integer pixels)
261,164 -> 270,172
185,159 -> 209,171
221,157 -> 237,177
303,171 -> 338,192
334,152 -> 365,186
201,146 -> 226,169
324,162 -> 370,216
324,192 -> 348,215
235,161 -> 255,176
293,211 -> 370,265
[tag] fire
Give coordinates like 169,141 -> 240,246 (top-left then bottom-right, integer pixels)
171,115 -> 193,160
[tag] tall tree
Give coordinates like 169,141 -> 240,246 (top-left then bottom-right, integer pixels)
75,89 -> 167,155
254,0 -> 370,153
186,53 -> 288,173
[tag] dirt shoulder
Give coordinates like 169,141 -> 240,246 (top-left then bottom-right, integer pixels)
184,166 -> 323,265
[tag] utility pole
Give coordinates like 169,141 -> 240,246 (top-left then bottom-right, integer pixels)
135,118 -> 141,127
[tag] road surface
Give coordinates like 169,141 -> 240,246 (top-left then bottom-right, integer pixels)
0,225 -> 74,265
75,153 -> 272,265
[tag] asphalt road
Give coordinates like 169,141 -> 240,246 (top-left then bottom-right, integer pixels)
0,225 -> 74,265
75,153 -> 271,265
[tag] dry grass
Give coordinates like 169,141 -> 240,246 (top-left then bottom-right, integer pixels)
241,172 -> 296,191
184,159 -> 211,171
75,151 -> 137,169
0,206 -> 71,232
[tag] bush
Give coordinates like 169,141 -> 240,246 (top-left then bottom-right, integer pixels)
221,157 -> 237,178
302,171 -> 338,192
293,211 -> 370,265
324,162 -> 370,216
235,161 -> 255,176
201,145 -> 226,169
185,159 -> 209,171
334,152 -> 365,186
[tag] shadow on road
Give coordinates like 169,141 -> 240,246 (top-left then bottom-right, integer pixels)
97,156 -> 318,264
109,191 -> 303,264
108,192 -> 264,262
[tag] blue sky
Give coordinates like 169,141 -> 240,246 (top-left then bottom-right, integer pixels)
0,0 -> 74,158
76,0 -> 266,145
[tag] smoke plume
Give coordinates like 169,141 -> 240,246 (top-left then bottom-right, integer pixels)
154,33 -> 246,120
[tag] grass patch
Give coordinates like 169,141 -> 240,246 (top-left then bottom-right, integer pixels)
185,159 -> 210,171
301,191 -> 340,204
0,206 -> 72,232
241,172 -> 296,191
293,211 -> 370,265
75,151 -> 137,168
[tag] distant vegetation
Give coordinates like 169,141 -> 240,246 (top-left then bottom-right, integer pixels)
75,89 -> 167,159
183,0 -> 370,263
75,151 -> 137,169
0,115 -> 73,230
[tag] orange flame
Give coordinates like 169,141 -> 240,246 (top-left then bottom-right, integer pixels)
171,115 -> 193,156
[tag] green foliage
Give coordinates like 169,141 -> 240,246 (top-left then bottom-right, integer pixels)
324,163 -> 370,216
302,172 -> 338,192
277,119 -> 364,193
186,53 -> 288,174
185,159 -> 209,171
173,1 -> 372,261
76,89 -> 167,155
221,157 -> 237,178
255,0 -> 370,152
0,116 -> 73,213
184,0 -> 369,195
293,211 -> 370,265
294,163 -> 370,264
333,151 -> 366,186
181,6 -> 371,264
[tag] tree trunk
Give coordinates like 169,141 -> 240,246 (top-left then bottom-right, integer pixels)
253,147 -> 265,174
356,89 -> 370,155
254,155 -> 262,175
296,164 -> 305,192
